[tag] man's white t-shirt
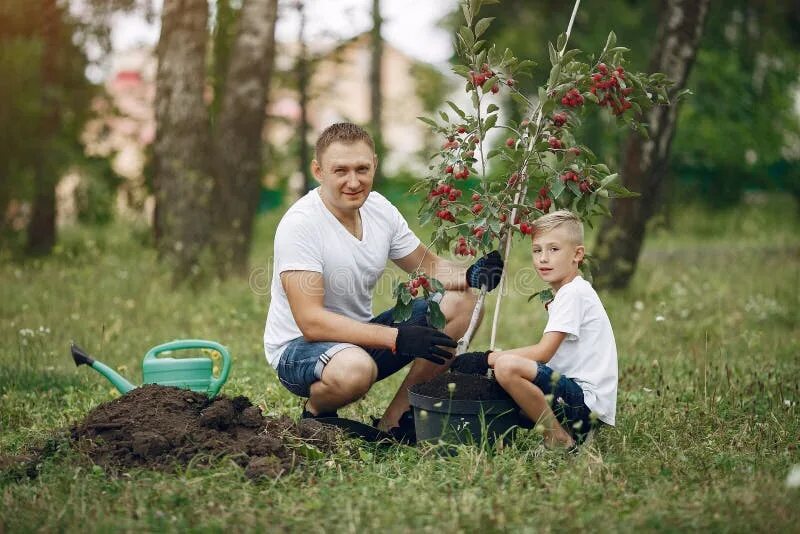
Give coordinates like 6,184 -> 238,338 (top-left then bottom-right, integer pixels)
263,188 -> 420,368
543,275 -> 618,425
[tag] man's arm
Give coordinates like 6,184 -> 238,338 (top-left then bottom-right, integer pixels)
487,331 -> 567,366
392,244 -> 468,291
281,271 -> 398,349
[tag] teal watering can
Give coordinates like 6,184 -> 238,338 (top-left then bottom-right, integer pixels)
71,339 -> 232,398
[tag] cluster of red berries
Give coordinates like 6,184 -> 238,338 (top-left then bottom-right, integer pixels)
552,112 -> 568,127
518,221 -> 534,235
548,137 -> 563,150
472,225 -> 486,238
430,182 -> 463,202
470,63 -> 500,94
444,164 -> 470,180
505,137 -> 517,148
507,172 -> 521,187
534,187 -> 552,212
436,209 -> 456,222
406,275 -> 430,297
590,63 -> 633,115
561,88 -> 584,107
559,170 -> 595,193
442,137 -> 460,150
454,236 -> 477,256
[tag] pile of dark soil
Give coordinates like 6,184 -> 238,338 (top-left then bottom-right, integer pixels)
412,371 -> 513,401
66,385 -> 345,479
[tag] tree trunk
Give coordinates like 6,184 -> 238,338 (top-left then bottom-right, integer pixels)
296,0 -> 313,193
210,0 -> 278,276
152,0 -> 213,280
594,0 -> 710,289
369,0 -> 384,184
26,0 -> 60,255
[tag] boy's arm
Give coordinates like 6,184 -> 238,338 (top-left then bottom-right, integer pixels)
487,331 -> 566,366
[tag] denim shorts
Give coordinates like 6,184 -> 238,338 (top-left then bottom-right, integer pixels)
276,299 -> 432,397
531,363 -> 599,443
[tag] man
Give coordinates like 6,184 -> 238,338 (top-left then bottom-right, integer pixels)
263,122 -> 503,440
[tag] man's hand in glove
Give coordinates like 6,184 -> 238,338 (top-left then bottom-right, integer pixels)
450,351 -> 491,375
394,325 -> 457,365
466,250 -> 504,291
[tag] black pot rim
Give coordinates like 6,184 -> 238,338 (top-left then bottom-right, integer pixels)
408,386 -> 518,415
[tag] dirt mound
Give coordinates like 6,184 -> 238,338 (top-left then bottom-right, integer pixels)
69,385 -> 345,479
413,371 -> 513,401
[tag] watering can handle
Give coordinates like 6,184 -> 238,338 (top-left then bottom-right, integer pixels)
144,339 -> 232,396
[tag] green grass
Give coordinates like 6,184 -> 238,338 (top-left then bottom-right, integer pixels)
1,194 -> 799,532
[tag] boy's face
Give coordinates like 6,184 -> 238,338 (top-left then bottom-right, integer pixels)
531,226 -> 585,291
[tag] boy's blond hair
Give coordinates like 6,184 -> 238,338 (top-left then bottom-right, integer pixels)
532,209 -> 584,245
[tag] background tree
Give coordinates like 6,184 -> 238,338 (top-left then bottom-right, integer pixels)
152,0 -> 278,280
0,0 -> 93,254
594,0 -> 710,289
369,0 -> 384,184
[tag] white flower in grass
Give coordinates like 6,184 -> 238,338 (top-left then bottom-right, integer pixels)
447,382 -> 456,393
655,315 -> 666,322
786,465 -> 800,489
634,300 -> 644,311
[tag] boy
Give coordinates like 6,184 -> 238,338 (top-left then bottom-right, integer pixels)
452,210 -> 618,449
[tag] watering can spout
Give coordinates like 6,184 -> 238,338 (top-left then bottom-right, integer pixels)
70,342 -> 136,394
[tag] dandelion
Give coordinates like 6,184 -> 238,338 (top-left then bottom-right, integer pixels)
419,410 -> 428,419
786,465 -> 800,489
634,300 -> 644,311
447,382 -> 456,393
655,315 -> 666,322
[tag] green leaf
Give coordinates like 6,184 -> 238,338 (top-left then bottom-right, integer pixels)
542,98 -> 556,115
603,31 -> 617,55
400,287 -> 413,305
393,297 -> 413,323
566,179 -> 581,196
483,113 -> 498,131
550,179 -> 566,199
417,116 -> 438,129
430,277 -> 446,293
486,148 -> 501,159
486,103 -> 499,113
548,42 -> 558,67
451,65 -> 472,79
527,287 -> 554,304
446,101 -> 467,120
461,3 -> 472,26
427,300 -> 446,330
459,27 -> 475,48
439,111 -> 450,123
600,172 -> 618,186
556,33 -> 566,52
547,63 -> 561,88
474,17 -> 494,38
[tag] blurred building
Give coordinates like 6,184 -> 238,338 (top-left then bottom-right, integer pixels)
73,33 -> 451,224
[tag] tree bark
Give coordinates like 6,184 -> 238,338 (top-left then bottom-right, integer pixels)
26,0 -> 60,255
594,0 -> 710,289
152,0 -> 213,280
369,0 -> 384,184
210,0 -> 278,276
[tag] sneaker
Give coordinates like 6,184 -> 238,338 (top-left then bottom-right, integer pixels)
370,410 -> 417,444
301,400 -> 337,420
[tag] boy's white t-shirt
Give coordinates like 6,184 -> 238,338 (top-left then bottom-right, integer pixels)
543,275 -> 618,425
263,188 -> 420,368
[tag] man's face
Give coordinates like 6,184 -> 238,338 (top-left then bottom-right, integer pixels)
531,226 -> 585,291
312,141 -> 376,212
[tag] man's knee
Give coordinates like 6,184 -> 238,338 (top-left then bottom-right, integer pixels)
441,288 -> 480,323
320,349 -> 377,398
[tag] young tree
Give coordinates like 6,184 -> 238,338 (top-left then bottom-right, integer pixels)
394,0 -> 675,350
152,0 -> 279,280
369,0 -> 384,185
593,0 -> 710,289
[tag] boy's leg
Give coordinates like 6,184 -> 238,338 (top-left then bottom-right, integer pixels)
493,354 -> 575,448
378,288 -> 480,430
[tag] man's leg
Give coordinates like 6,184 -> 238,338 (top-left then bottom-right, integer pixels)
377,288 -> 481,430
306,347 -> 378,416
492,354 -> 575,448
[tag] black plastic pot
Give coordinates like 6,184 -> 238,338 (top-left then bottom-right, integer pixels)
408,385 -> 520,445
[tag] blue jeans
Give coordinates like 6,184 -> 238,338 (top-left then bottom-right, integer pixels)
276,299 -> 432,398
530,363 -> 598,442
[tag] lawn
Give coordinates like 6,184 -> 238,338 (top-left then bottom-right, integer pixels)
1,193 -> 798,532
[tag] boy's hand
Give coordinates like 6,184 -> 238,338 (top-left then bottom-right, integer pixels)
466,251 -> 504,291
450,351 -> 491,375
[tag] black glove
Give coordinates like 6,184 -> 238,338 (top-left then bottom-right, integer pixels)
450,351 -> 491,375
466,250 -> 504,291
394,325 -> 457,365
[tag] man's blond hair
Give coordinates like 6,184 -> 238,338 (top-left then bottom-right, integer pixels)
532,209 -> 584,245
